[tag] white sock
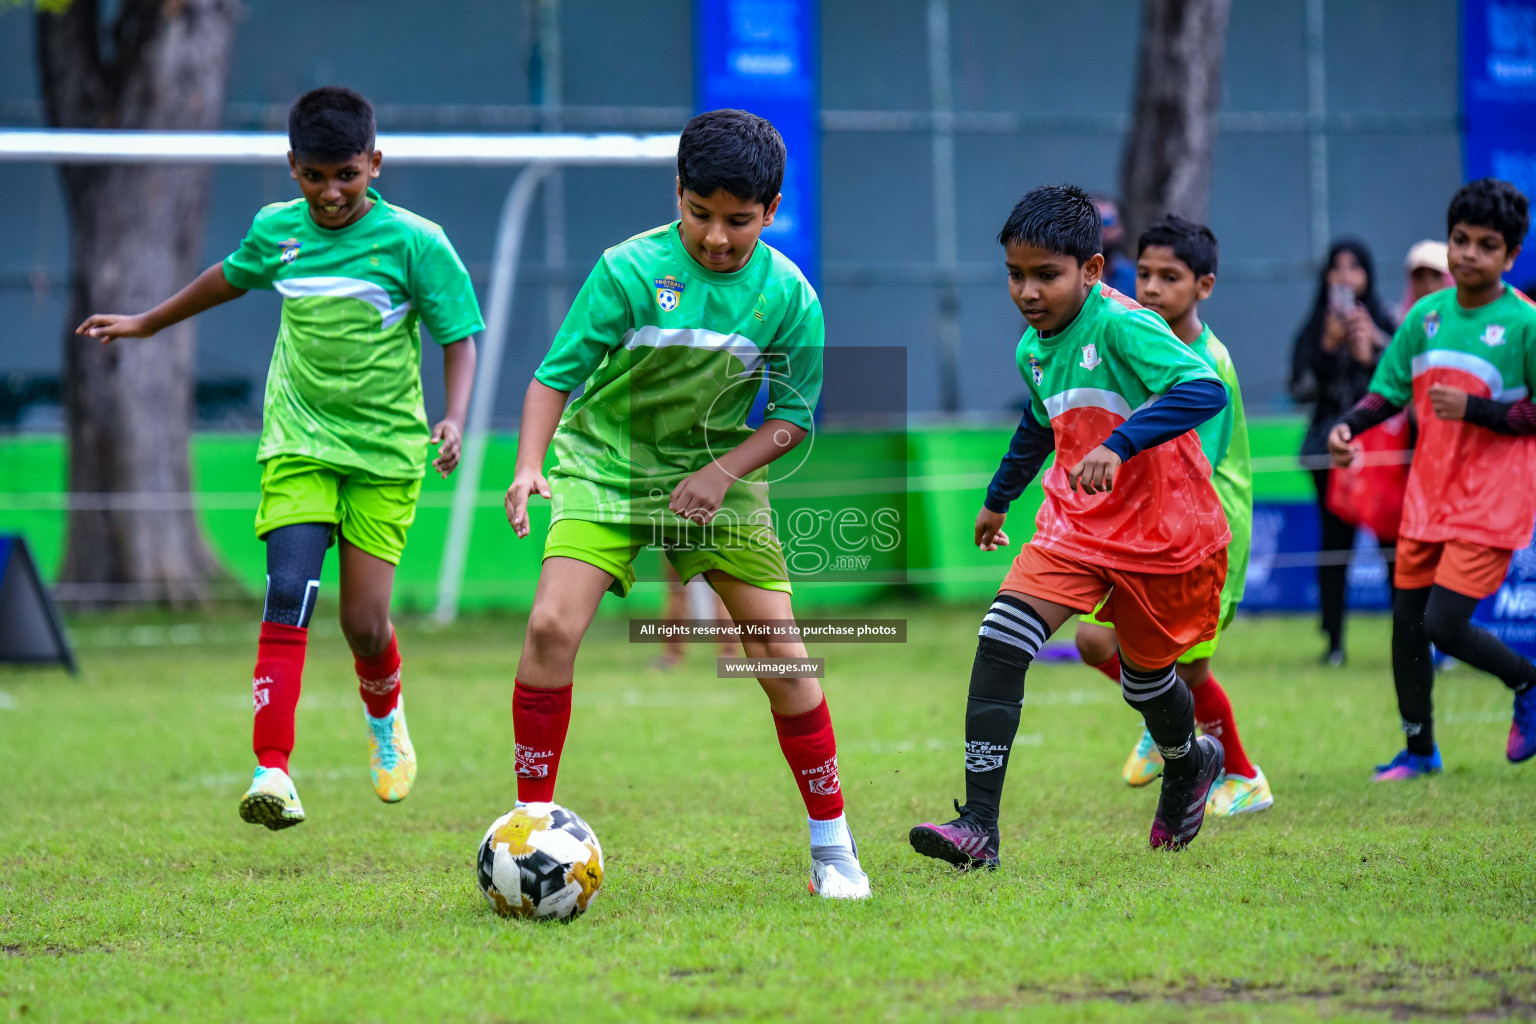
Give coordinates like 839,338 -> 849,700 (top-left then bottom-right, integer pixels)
808,813 -> 852,851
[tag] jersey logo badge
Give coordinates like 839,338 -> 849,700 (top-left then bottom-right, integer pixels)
1482,323 -> 1507,347
1027,353 -> 1044,386
654,275 -> 686,312
278,238 -> 301,264
1423,311 -> 1439,338
1079,343 -> 1102,371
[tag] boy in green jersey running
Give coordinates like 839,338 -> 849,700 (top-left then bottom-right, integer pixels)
1073,216 -> 1273,817
502,109 -> 869,899
77,87 -> 484,829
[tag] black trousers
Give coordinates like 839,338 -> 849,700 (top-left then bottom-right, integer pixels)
1310,467 -> 1397,652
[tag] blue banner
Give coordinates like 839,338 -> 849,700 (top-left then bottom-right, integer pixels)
1243,502 -> 1393,613
1471,527 -> 1536,659
694,0 -> 820,288
1463,0 -> 1536,286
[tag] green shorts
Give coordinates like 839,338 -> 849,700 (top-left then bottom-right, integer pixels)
544,518 -> 792,598
255,455 -> 421,566
1081,571 -> 1240,664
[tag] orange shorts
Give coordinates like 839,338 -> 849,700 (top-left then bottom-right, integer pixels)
1394,537 -> 1512,599
1000,543 -> 1227,669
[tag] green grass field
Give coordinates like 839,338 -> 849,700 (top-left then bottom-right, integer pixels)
2,605 -> 1533,1023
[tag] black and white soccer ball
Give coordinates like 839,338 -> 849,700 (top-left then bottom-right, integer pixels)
476,802 -> 604,921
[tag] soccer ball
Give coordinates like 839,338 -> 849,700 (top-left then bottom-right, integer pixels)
476,802 -> 604,921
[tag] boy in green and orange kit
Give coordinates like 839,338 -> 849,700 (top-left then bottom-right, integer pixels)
1329,178 -> 1536,778
1074,216 -> 1272,817
909,186 -> 1232,868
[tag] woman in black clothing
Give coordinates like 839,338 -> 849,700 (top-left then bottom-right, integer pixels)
1290,240 -> 1397,666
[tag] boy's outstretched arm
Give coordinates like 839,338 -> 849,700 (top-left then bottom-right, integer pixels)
75,262 -> 246,342
505,379 -> 570,538
668,418 -> 809,524
976,406 -> 1056,551
430,338 -> 478,478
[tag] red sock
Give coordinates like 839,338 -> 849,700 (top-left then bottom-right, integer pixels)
252,621 -> 307,774
772,697 -> 844,820
513,680 -> 572,803
355,632 -> 402,718
1089,653 -> 1122,684
1191,673 -> 1256,778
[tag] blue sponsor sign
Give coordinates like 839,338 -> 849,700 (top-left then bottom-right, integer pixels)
1463,0 -> 1536,285
1472,528 -> 1536,658
1243,502 -> 1392,613
694,0 -> 820,288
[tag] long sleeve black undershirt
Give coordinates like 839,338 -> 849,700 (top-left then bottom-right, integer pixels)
985,406 -> 1055,513
1341,391 -> 1536,438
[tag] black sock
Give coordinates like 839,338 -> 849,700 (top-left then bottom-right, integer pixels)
1391,586 -> 1437,756
963,595 -> 1049,825
1424,585 -> 1536,694
1121,661 -> 1198,780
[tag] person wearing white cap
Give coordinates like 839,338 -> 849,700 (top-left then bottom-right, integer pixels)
1398,239 -> 1454,320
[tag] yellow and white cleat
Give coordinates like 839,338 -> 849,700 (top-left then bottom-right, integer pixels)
1205,765 -> 1275,817
366,697 -> 417,803
239,766 -> 306,830
1122,727 -> 1164,787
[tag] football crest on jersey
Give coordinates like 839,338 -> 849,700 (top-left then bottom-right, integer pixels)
1079,343 -> 1102,371
278,238 -> 302,264
654,275 -> 686,312
1481,323 -> 1507,347
1423,310 -> 1440,338
1027,353 -> 1044,386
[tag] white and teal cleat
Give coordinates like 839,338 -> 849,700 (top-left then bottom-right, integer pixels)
365,698 -> 417,804
239,766 -> 305,831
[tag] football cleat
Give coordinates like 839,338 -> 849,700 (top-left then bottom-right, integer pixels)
809,838 -> 871,900
366,697 -> 417,803
908,800 -> 1000,870
1205,765 -> 1274,816
239,766 -> 305,830
1149,735 -> 1223,850
1122,726 -> 1164,787
1509,686 -> 1536,764
1372,747 -> 1443,781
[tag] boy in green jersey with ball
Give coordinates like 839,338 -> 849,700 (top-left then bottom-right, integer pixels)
77,87 -> 484,829
503,109 -> 870,899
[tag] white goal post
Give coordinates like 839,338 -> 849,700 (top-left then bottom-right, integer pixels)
0,128 -> 679,622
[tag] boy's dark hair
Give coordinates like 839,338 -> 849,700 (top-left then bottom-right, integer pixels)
288,86 -> 376,162
1137,214 -> 1220,277
997,185 -> 1103,263
1447,178 -> 1530,253
677,109 -> 786,208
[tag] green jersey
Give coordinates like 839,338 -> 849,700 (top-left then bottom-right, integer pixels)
223,189 -> 485,480
535,222 -> 824,527
1189,326 -> 1252,605
1368,285 -> 1536,549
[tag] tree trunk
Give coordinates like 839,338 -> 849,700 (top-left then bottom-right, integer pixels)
36,0 -> 241,605
1118,0 -> 1232,251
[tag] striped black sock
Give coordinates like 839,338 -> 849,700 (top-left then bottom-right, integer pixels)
964,595 -> 1050,825
1121,661 -> 1198,780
